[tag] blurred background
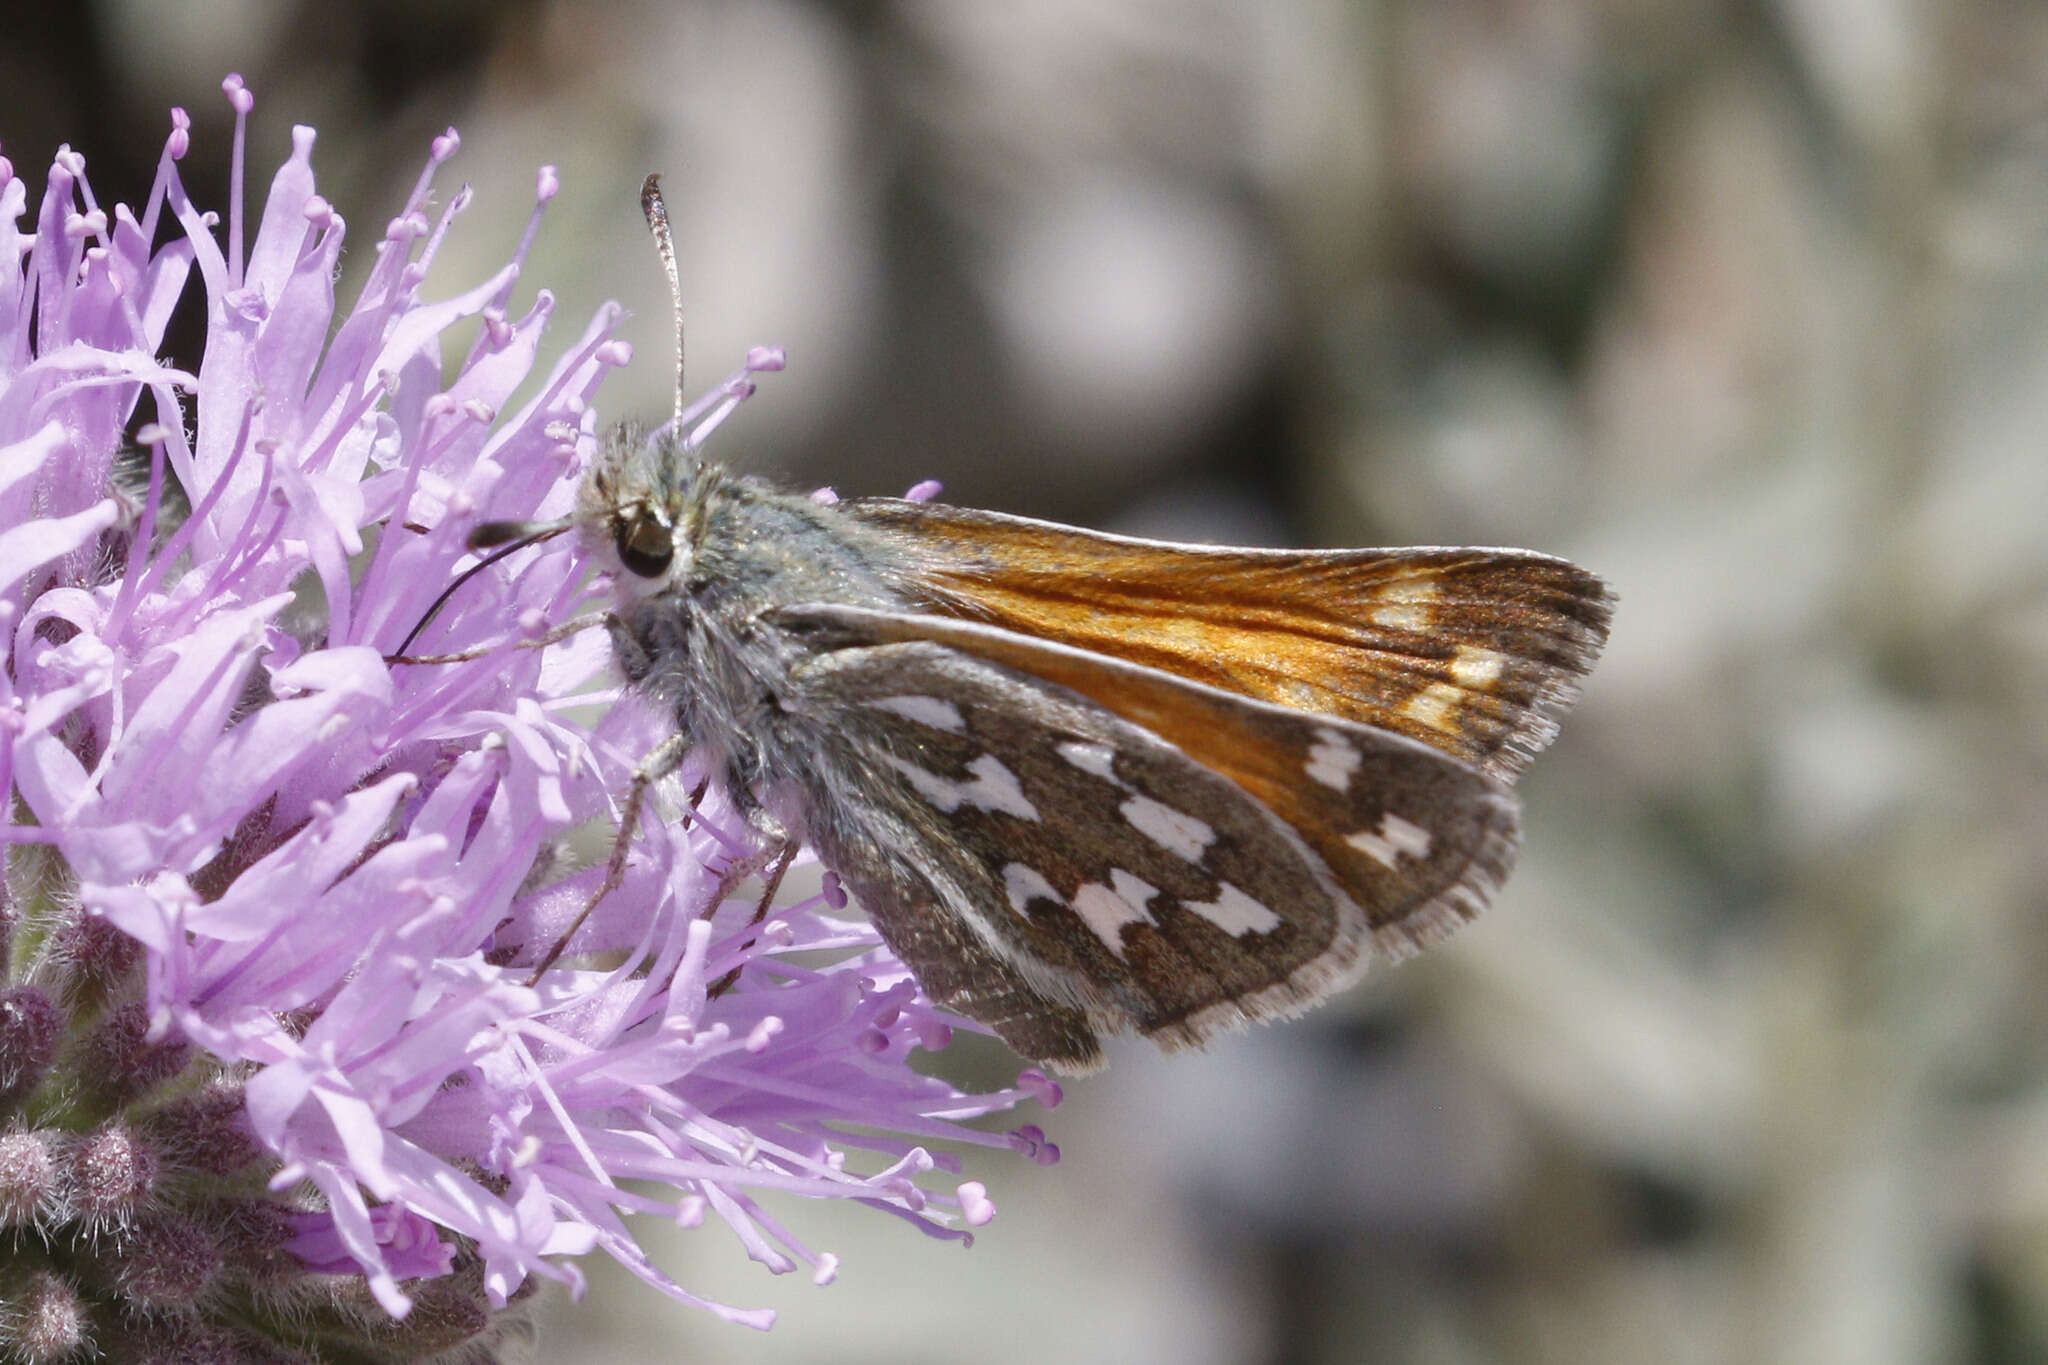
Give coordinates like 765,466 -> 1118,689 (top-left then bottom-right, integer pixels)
7,2 -> 2048,1361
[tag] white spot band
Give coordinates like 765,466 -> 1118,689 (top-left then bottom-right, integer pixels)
1306,729 -> 1362,791
1071,870 -> 1158,957
1055,740 -> 1120,784
1003,863 -> 1063,917
1185,883 -> 1283,937
867,695 -> 966,732
1120,795 -> 1215,863
882,753 -> 1040,821
1346,812 -> 1434,869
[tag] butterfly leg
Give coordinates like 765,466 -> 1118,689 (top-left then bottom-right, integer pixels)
678,776 -> 710,827
524,728 -> 692,983
386,611 -> 610,667
706,841 -> 798,999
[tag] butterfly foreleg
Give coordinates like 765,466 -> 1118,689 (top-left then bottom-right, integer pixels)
524,726 -> 692,983
706,841 -> 798,999
386,610 -> 611,667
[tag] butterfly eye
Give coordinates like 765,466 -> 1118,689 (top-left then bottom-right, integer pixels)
616,509 -> 674,578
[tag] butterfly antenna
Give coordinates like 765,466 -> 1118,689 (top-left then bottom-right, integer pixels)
385,519 -> 572,662
640,173 -> 686,431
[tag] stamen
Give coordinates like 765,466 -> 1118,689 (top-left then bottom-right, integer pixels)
105,425 -> 169,633
676,358 -> 786,451
129,395 -> 260,607
221,75 -> 253,286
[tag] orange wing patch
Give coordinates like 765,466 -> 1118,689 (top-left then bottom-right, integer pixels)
851,500 -> 1613,779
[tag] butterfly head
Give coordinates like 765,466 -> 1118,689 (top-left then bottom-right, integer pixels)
575,426 -> 723,599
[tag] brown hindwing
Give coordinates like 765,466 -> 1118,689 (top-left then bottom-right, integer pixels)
776,605 -> 1521,962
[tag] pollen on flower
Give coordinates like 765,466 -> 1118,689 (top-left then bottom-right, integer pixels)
1016,1068 -> 1064,1109
956,1182 -> 995,1225
0,1131 -> 58,1227
15,1272 -> 91,1359
1006,1124 -> 1062,1167
0,73 -> 1053,1357
66,1125 -> 158,1227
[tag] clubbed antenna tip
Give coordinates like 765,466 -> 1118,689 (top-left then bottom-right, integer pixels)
640,173 -> 686,430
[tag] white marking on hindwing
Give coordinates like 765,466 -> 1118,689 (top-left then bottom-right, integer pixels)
1306,728 -> 1362,791
1002,863 -> 1063,918
866,695 -> 967,732
1055,740 -> 1121,785
1070,870 -> 1159,957
1185,882 -> 1283,937
1120,794 -> 1215,863
881,753 -> 1041,821
1346,812 -> 1435,869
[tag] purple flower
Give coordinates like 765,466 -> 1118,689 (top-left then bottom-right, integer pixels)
0,76 -> 1056,1359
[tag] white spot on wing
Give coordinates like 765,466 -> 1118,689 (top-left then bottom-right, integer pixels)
1400,682 -> 1461,732
882,755 -> 959,811
1071,870 -> 1158,957
867,695 -> 966,732
1185,882 -> 1283,937
962,754 -> 1038,820
1346,812 -> 1435,869
1002,863 -> 1063,917
881,753 -> 1041,821
1371,603 -> 1431,631
1055,740 -> 1121,784
1120,794 -> 1215,863
1450,646 -> 1503,688
1306,729 -> 1362,791
1370,579 -> 1439,631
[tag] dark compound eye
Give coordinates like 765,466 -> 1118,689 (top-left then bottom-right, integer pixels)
615,509 -> 674,578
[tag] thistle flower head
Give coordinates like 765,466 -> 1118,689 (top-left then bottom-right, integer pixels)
0,77 -> 1054,1360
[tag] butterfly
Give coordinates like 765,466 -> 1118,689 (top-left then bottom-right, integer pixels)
437,177 -> 1613,1074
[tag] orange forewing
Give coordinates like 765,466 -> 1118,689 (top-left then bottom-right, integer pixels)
851,500 -> 1613,779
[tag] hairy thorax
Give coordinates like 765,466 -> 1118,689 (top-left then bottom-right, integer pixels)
581,438 -> 930,806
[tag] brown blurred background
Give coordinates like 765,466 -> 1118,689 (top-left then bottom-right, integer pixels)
8,2 -> 2048,1362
